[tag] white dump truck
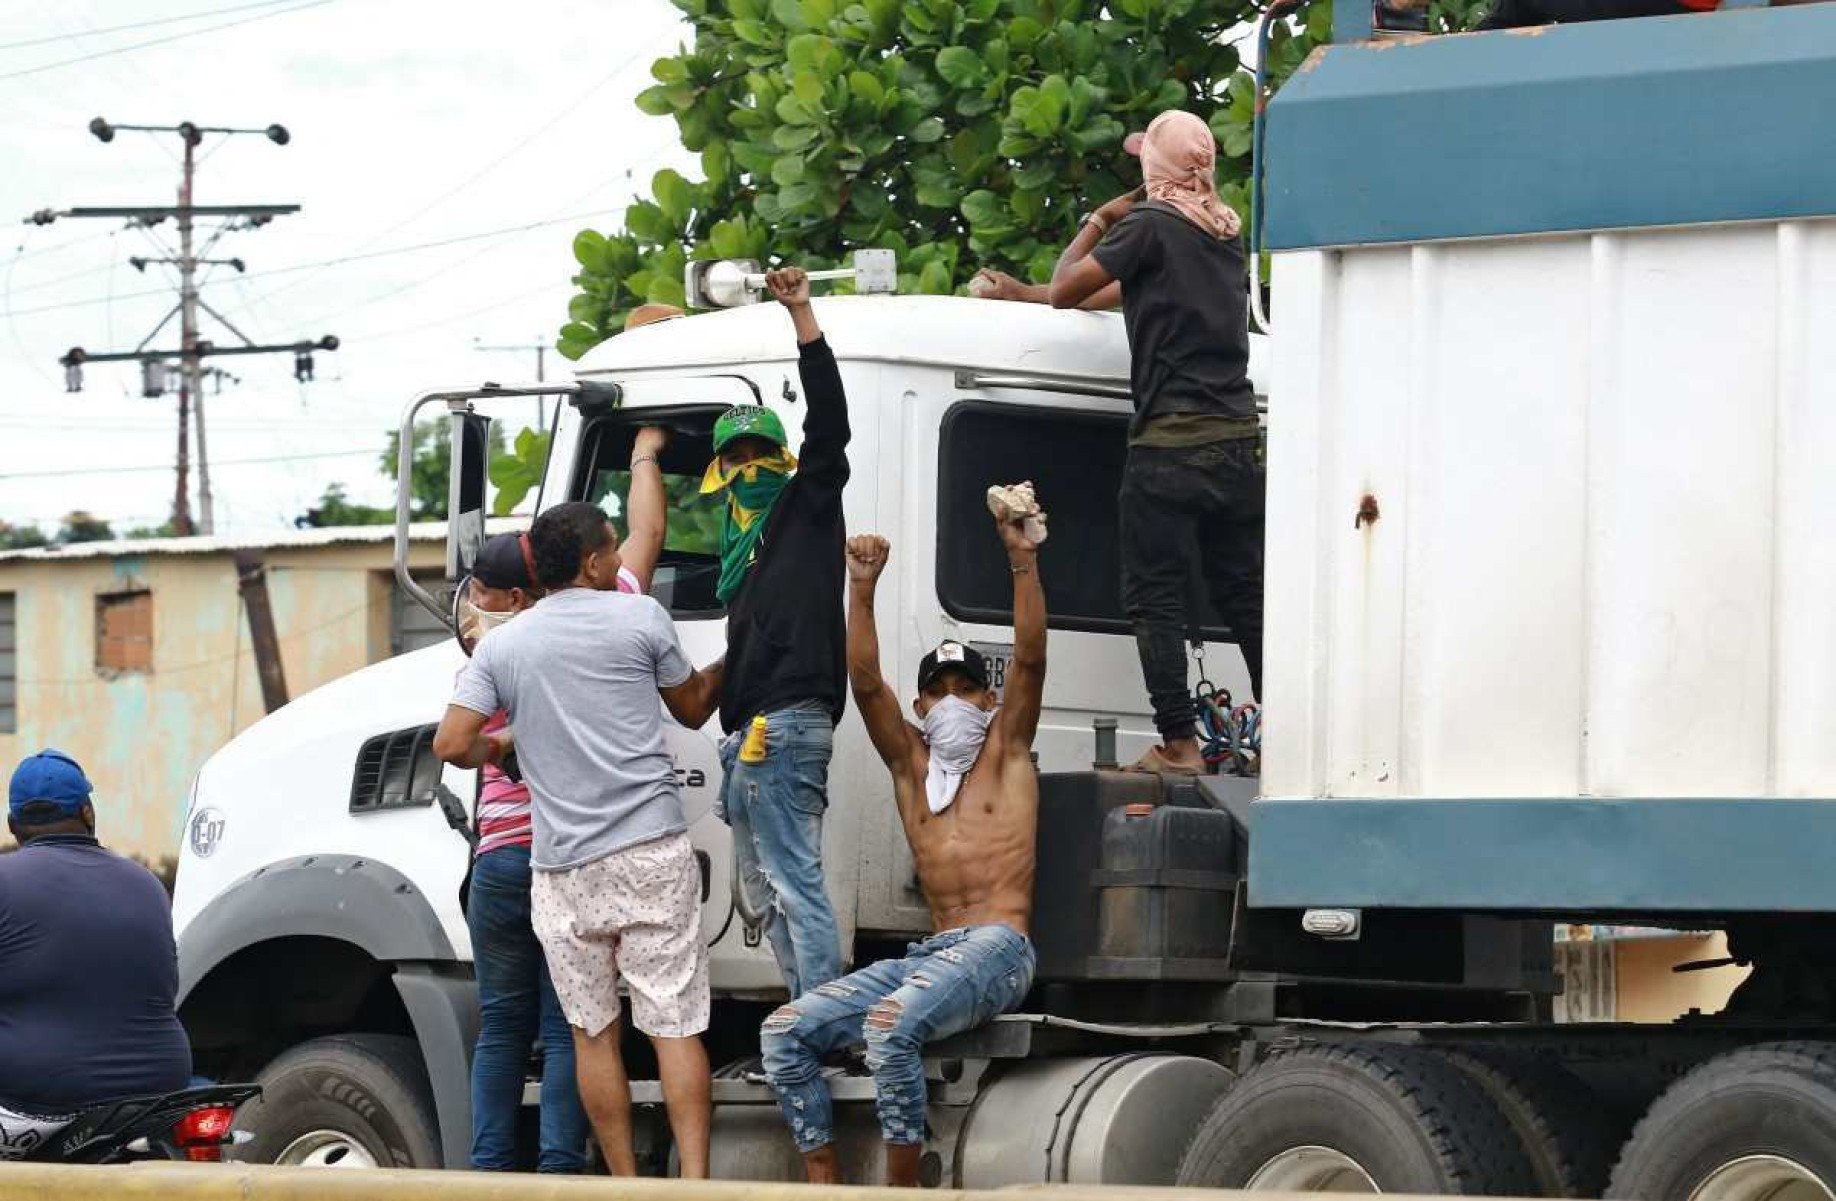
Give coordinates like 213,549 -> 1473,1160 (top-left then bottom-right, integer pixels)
172,2 -> 1836,1195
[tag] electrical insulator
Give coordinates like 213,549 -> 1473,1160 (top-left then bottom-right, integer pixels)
64,362 -> 83,393
294,351 -> 315,383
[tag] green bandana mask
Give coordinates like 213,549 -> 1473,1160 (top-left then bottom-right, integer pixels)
716,464 -> 792,603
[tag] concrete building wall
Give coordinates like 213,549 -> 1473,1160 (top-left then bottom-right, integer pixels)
0,536 -> 446,865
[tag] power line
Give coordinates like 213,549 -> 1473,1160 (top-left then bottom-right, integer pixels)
1,206 -> 628,318
0,0 -> 333,84
231,28 -> 673,316
1,228 -> 117,268
0,0 -> 306,53
363,278 -> 564,341
0,446 -> 377,480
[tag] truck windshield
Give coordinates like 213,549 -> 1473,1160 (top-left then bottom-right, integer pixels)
579,417 -> 725,616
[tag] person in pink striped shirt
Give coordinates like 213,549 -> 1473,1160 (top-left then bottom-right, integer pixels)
456,425 -> 670,1172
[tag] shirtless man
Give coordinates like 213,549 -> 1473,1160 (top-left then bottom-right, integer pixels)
759,499 -> 1047,1187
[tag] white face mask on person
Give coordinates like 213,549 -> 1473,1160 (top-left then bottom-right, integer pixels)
458,595 -> 518,649
921,695 -> 995,815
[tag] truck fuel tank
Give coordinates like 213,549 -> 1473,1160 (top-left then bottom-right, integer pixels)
956,1054 -> 1234,1186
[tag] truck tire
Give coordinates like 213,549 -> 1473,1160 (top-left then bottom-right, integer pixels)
1439,1047 -> 1626,1198
1607,1042 -> 1836,1201
1175,1043 -> 1537,1194
234,1034 -> 442,1169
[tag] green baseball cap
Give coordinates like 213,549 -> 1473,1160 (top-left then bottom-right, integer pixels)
712,405 -> 788,454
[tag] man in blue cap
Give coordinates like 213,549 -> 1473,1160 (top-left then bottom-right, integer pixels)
0,750 -> 191,1136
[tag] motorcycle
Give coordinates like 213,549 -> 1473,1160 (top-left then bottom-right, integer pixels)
12,1084 -> 260,1164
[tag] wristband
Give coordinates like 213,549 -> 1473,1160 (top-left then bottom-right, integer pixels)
1010,560 -> 1034,575
1081,211 -> 1110,236
631,455 -> 660,468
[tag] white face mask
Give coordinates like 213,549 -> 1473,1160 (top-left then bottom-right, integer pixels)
458,595 -> 517,649
920,695 -> 995,815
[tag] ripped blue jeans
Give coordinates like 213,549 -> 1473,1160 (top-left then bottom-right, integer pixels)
760,924 -> 1035,1152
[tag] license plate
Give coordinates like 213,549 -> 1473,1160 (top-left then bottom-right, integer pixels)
968,641 -> 1015,702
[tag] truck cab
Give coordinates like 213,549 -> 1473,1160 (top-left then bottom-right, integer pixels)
170,294 -> 1268,1173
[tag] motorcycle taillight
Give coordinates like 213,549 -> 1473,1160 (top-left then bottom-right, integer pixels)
172,1105 -> 237,1163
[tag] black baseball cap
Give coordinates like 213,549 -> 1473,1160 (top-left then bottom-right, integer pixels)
472,532 -> 537,590
916,640 -> 989,693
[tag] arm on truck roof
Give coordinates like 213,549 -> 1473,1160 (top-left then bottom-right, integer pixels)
1048,191 -> 1139,309
973,268 -> 1121,311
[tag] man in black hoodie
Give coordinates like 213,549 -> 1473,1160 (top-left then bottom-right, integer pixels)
700,266 -> 848,996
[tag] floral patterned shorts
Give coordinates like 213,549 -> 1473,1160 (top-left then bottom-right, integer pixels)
530,832 -> 710,1039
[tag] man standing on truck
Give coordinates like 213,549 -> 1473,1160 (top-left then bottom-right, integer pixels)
434,500 -> 724,1177
452,425 -> 670,1175
701,266 -> 850,998
759,498 -> 1047,1187
983,110 -> 1263,776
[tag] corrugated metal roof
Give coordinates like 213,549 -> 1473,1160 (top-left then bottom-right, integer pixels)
0,517 -> 527,566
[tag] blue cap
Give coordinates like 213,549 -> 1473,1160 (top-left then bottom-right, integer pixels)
8,750 -> 93,822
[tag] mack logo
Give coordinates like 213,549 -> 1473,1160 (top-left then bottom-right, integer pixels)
189,807 -> 226,858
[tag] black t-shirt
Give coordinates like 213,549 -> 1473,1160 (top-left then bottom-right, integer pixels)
0,836 -> 192,1111
1092,202 -> 1256,436
719,335 -> 851,734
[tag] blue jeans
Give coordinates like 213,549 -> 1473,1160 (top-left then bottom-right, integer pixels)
760,924 -> 1035,1152
466,845 -> 589,1173
718,704 -> 843,997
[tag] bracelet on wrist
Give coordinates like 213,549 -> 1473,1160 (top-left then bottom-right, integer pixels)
631,454 -> 660,468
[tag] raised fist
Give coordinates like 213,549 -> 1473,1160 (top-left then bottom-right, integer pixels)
633,425 -> 670,460
764,267 -> 810,307
846,534 -> 891,583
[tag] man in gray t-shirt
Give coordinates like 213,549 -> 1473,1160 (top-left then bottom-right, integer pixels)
435,500 -> 723,1178
452,583 -> 692,870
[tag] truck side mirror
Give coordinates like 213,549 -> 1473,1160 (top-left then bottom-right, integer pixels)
447,411 -> 491,580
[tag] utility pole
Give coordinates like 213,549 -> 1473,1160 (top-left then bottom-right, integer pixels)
474,337 -> 551,428
29,118 -> 338,536
177,130 -> 208,533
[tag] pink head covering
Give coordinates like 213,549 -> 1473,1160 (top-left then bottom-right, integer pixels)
1133,110 -> 1241,241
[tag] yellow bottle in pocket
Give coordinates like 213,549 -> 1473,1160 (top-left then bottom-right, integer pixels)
740,714 -> 769,763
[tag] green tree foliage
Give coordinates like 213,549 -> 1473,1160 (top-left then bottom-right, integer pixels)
57,511 -> 115,544
0,521 -> 49,550
488,428 -> 554,517
380,421 -> 517,522
295,483 -> 393,529
595,468 -> 725,557
304,420 -> 547,528
559,0 -> 1336,358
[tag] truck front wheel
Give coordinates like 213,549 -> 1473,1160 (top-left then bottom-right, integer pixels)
1608,1042 -> 1836,1201
1176,1043 -> 1536,1194
234,1034 -> 442,1169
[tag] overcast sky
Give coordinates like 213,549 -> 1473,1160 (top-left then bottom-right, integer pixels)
0,0 -> 696,537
